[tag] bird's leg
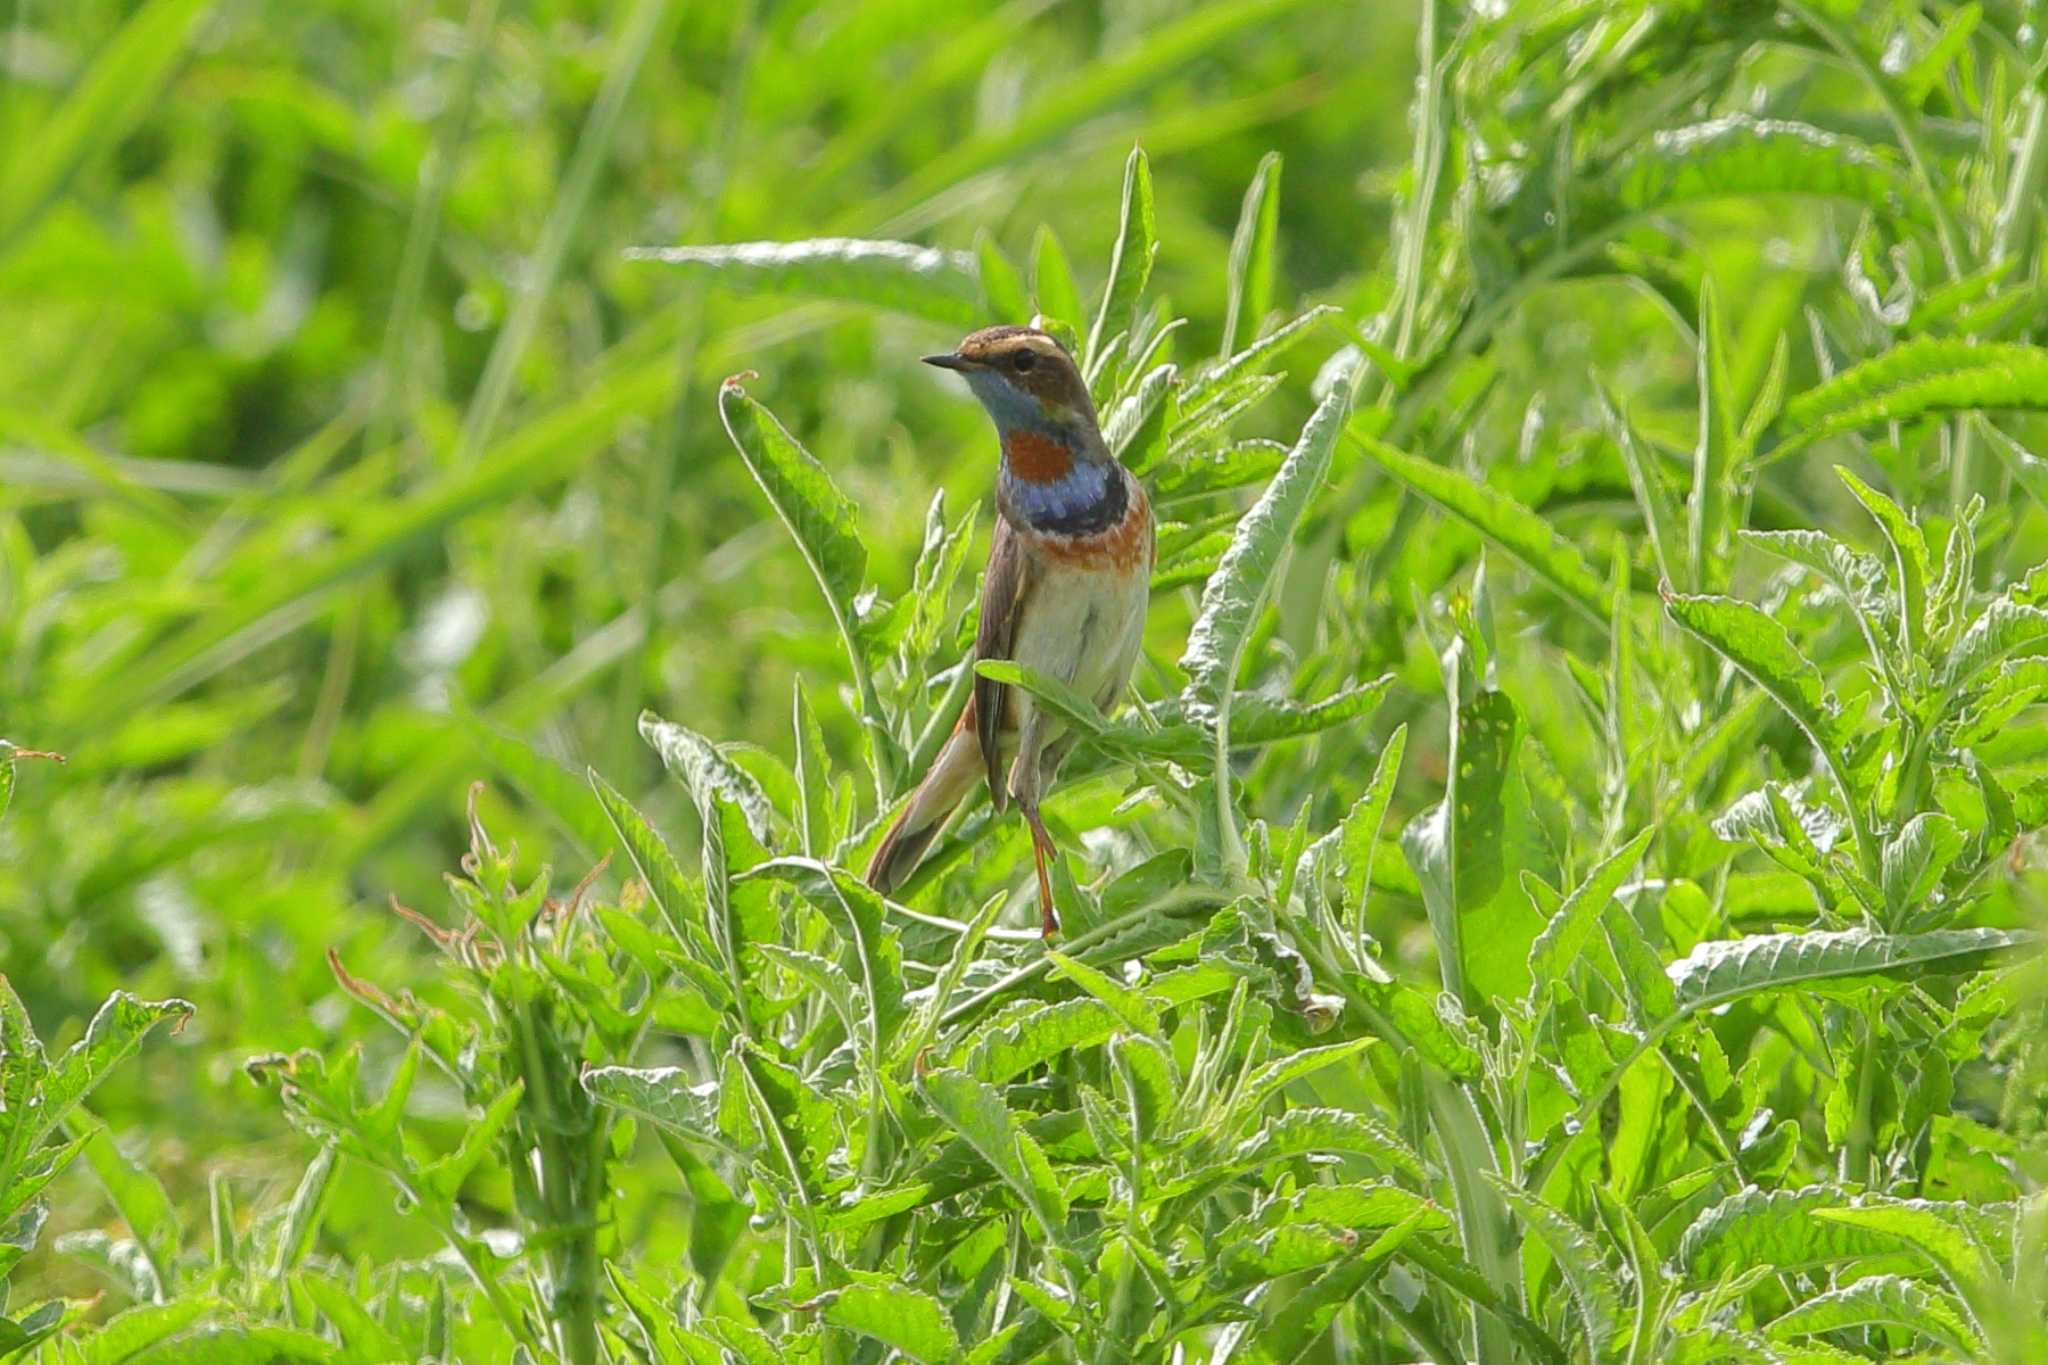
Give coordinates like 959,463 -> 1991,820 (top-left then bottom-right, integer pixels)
1018,796 -> 1059,938
1008,712 -> 1060,938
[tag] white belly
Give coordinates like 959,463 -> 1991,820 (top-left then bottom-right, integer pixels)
1009,559 -> 1150,725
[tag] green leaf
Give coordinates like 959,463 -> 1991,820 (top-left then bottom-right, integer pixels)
1170,1107 -> 1425,1191
1104,361 -> 1179,472
1360,435 -> 1608,626
1836,466 -> 1929,656
1943,594 -> 2048,690
1049,951 -> 1161,1037
974,229 -> 1029,323
1241,1215 -> 1429,1364
1880,811 -> 1963,915
628,238 -> 982,325
1336,723 -> 1407,916
77,1121 -> 179,1298
1085,147 -> 1156,376
582,1066 -> 726,1150
1611,115 -> 1922,227
1211,673 -> 1393,746
296,1270 -> 410,1360
1401,685 -> 1553,1008
1688,278 -> 1740,587
1180,386 -> 1349,865
420,1081 -> 522,1201
958,997 -> 1118,1084
1029,224 -> 1081,329
1809,1200 -> 2005,1317
1661,591 -> 1847,757
1667,927 -> 2035,1013
1220,152 -> 1282,359
639,708 -> 775,849
1601,387 -> 1691,591
918,1068 -> 1067,1243
972,660 -> 1203,764
1232,1037 -> 1376,1119
1182,304 -> 1338,411
809,1280 -> 961,1364
587,770 -> 716,967
61,1298 -> 222,1364
1777,339 -> 2048,456
743,858 -> 906,1052
1767,1273 -> 1982,1357
716,378 -> 873,706
0,0 -> 215,251
1526,828 -> 1655,998
38,994 -> 193,1163
1491,1179 -> 1624,1363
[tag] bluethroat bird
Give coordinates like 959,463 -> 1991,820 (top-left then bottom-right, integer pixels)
866,326 -> 1155,936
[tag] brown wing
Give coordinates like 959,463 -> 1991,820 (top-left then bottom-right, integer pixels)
973,517 -> 1034,810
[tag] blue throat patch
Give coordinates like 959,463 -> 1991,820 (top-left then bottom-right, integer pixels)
964,368 -> 1126,536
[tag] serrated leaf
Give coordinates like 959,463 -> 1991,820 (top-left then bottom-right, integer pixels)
1612,115 -> 1922,227
1232,1037 -> 1376,1119
582,1066 -> 726,1148
1182,305 -> 1337,411
1229,673 -> 1392,745
1181,386 -> 1348,864
629,238 -> 982,325
1767,1273 -> 1982,1356
1880,811 -> 1963,914
1238,1215 -> 1427,1364
1667,927 -> 2035,1013
1361,435 -> 1608,625
1778,339 -> 2048,455
640,714 -> 776,851
1048,952 -> 1161,1037
1086,147 -> 1156,378
1836,466 -> 1929,655
1810,1200 -> 2004,1315
1527,828 -> 1655,997
420,1081 -> 522,1201
1492,1179 -> 1624,1362
808,1279 -> 960,1363
1943,595 -> 2048,690
958,997 -> 1118,1084
1662,590 -> 1847,758
919,1068 -> 1067,1242
588,769 -> 714,964
717,378 -> 873,694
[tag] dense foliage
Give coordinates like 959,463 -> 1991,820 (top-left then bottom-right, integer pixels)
3,0 -> 2046,1361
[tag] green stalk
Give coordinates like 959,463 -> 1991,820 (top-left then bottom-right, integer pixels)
1426,1078 -> 1518,1364
451,0 -> 674,470
1844,1002 -> 1883,1189
607,0 -> 758,777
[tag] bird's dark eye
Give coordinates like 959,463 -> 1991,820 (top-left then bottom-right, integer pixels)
1011,351 -> 1037,373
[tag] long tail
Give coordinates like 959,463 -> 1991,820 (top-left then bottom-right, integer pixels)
866,711 -> 984,896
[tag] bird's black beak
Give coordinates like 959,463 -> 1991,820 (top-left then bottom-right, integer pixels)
921,352 -> 971,371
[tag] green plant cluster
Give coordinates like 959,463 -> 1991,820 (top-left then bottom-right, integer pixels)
3,1 -> 2047,1362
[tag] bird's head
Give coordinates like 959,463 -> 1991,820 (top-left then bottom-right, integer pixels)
923,326 -> 1099,442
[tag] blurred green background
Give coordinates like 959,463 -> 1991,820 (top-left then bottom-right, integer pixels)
1,0 -> 1420,1279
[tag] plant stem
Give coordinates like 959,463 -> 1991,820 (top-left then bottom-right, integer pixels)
1844,1002 -> 1882,1188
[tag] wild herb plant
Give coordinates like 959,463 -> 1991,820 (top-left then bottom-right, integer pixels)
3,1 -> 2048,1363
